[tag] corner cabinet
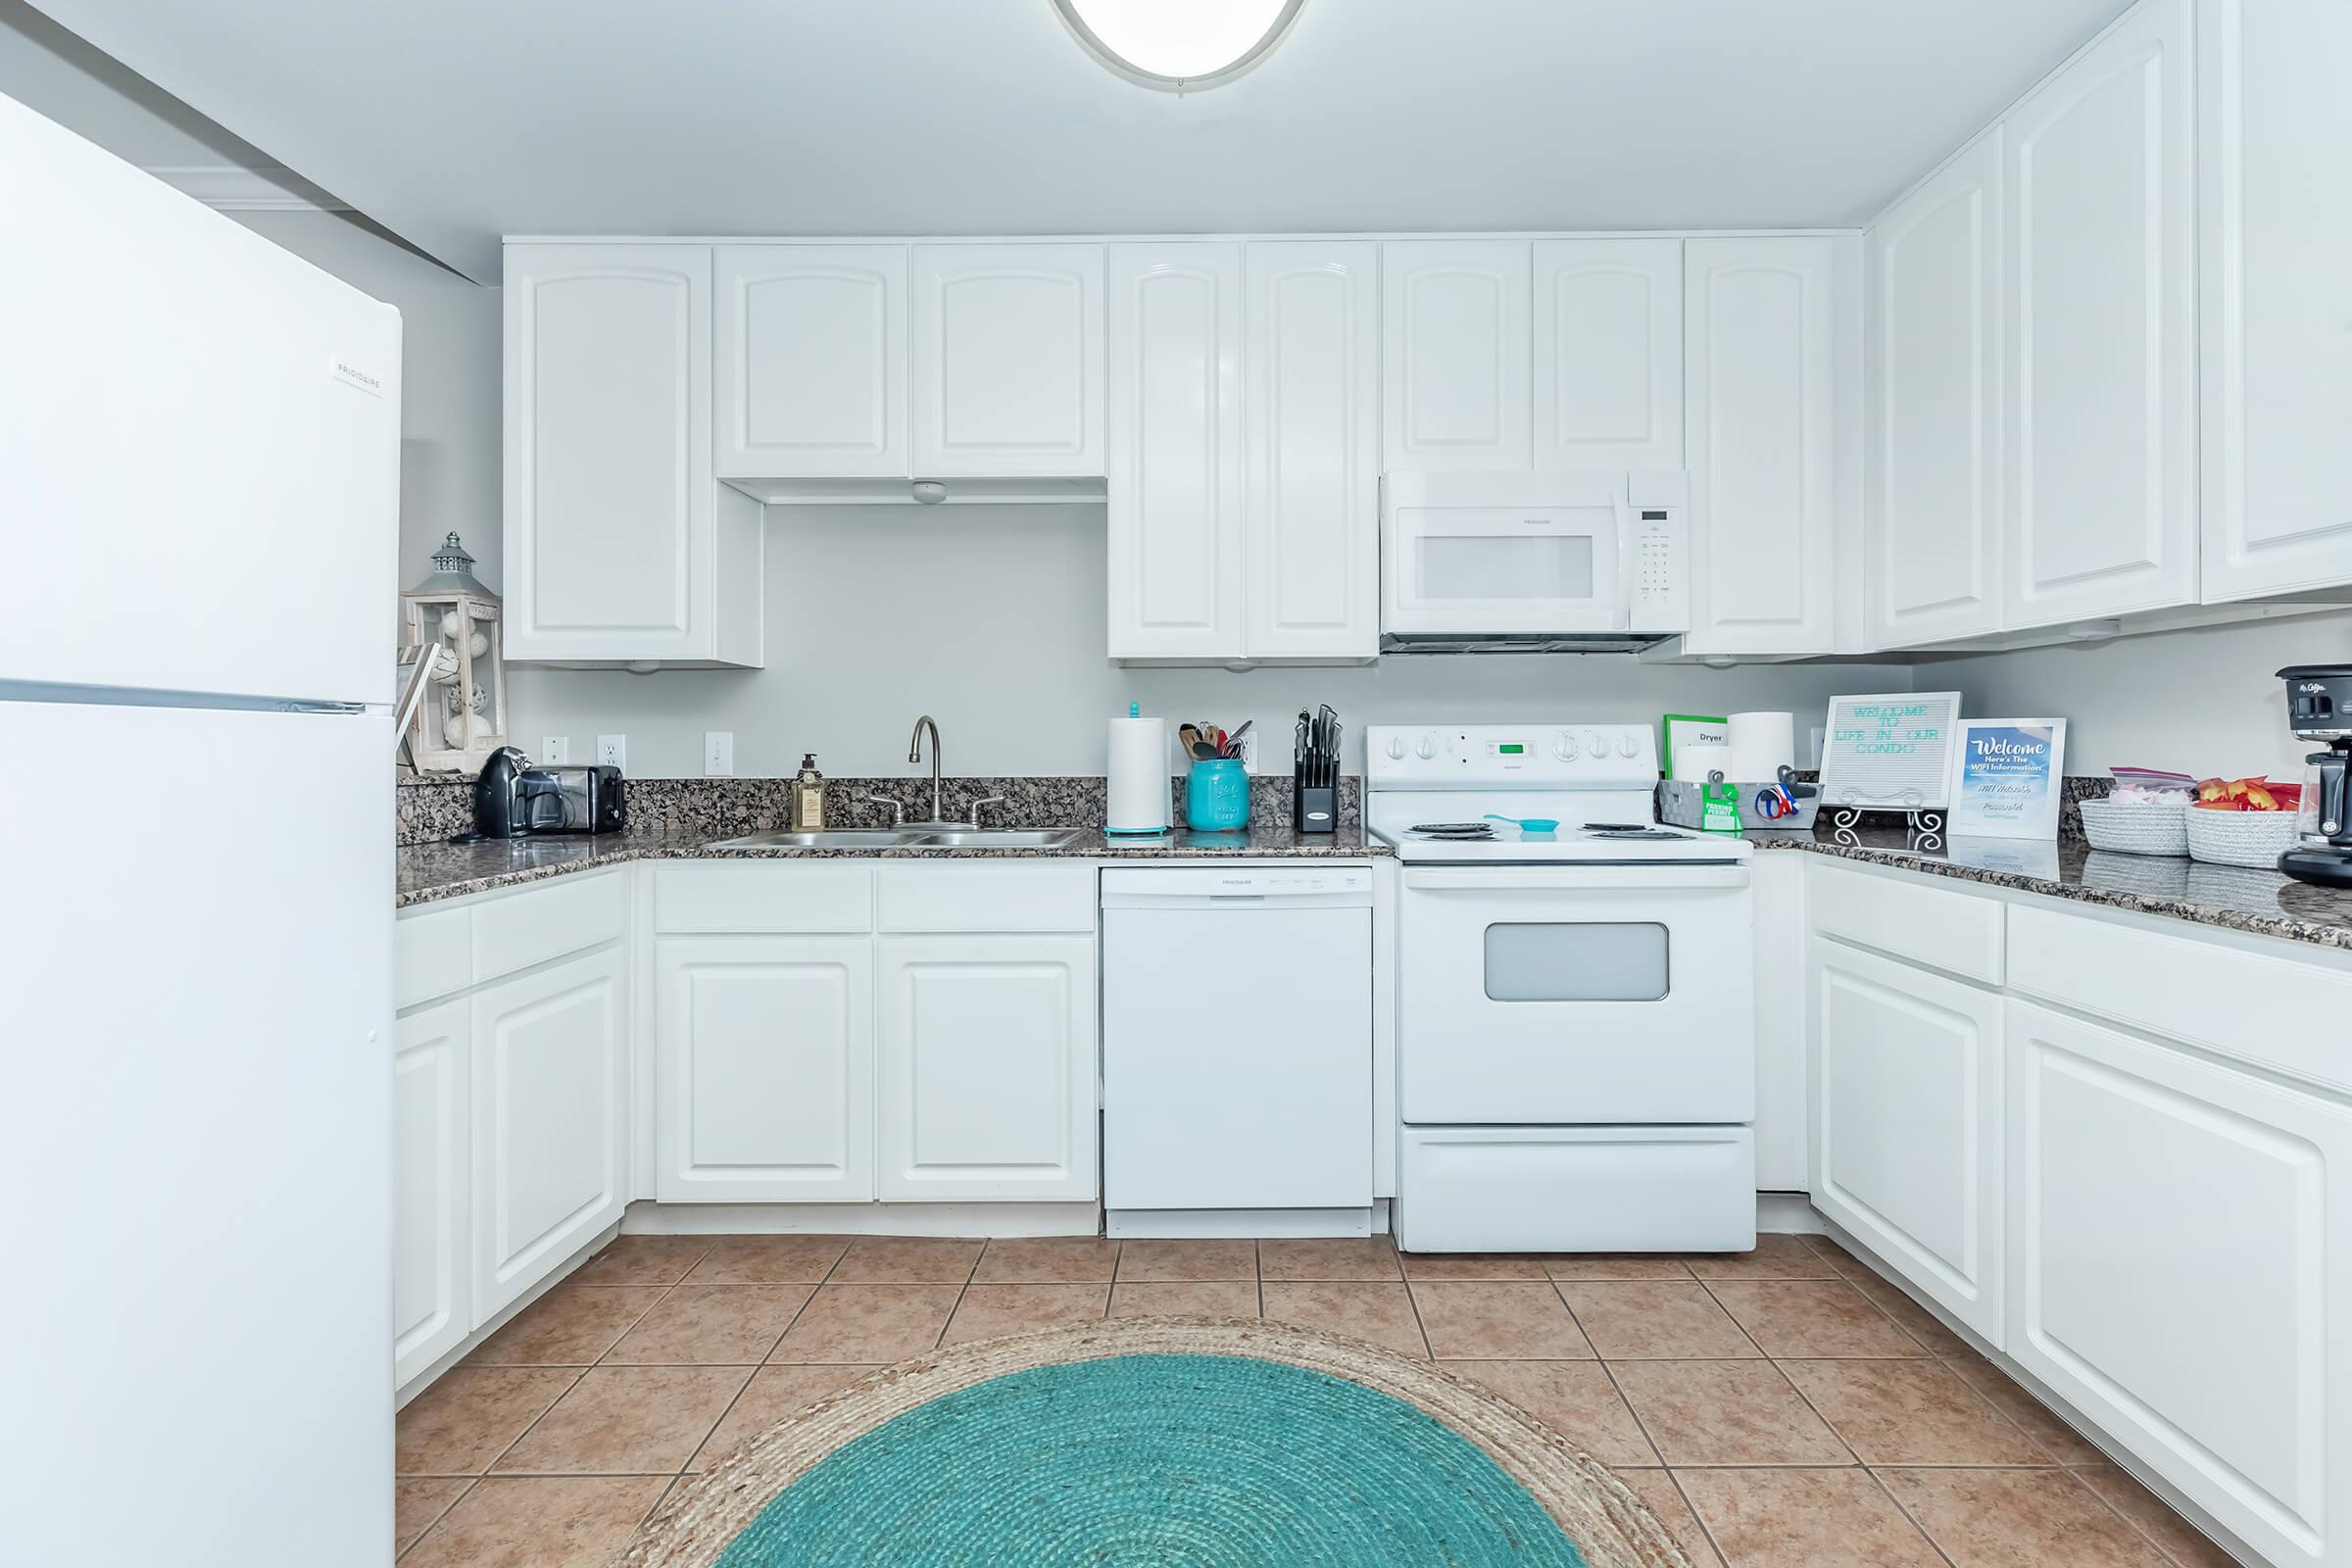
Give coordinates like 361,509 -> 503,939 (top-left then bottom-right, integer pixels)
1105,243 -> 1246,661
876,935 -> 1098,1200
2002,0 -> 2198,629
1681,236 -> 1841,657
2197,0 -> 2352,604
503,243 -> 760,667
468,944 -> 630,1321
912,244 -> 1104,477
655,935 -> 876,1201
1867,131 -> 2005,649
714,244 -> 907,479
1244,241 -> 1382,661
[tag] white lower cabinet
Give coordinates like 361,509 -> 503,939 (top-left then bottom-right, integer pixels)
655,935 -> 875,1201
876,935 -> 1098,1201
1808,936 -> 2003,1342
2005,998 -> 2352,1568
469,946 -> 630,1321
392,999 -> 470,1387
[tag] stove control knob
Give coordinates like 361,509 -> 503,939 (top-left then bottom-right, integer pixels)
1616,733 -> 1640,759
1554,733 -> 1579,760
1386,736 -> 1406,760
1585,730 -> 1608,758
1415,734 -> 1439,760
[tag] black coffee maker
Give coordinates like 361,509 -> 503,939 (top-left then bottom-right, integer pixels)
2278,664 -> 2352,887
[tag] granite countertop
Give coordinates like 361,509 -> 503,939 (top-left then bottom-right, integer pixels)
397,823 -> 1386,907
1750,825 -> 2352,952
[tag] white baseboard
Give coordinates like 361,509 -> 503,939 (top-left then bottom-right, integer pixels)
620,1199 -> 1101,1238
1108,1206 -> 1375,1239
1756,1191 -> 1825,1234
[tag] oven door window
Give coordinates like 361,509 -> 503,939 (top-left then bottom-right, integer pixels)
1483,922 -> 1668,1002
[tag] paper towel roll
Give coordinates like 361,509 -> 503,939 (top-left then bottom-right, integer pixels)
1105,716 -> 1170,834
1728,710 -> 1796,782
1674,743 -> 1734,782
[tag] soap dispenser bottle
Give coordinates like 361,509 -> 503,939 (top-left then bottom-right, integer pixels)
790,754 -> 826,830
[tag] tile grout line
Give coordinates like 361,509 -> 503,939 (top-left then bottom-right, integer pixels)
681,1275 -> 833,1478
1685,1272 -> 1773,1360
1859,1461 -> 1965,1568
1657,1465 -> 1736,1568
1559,1297 -> 1664,1468
931,1245 -> 985,1351
393,1476 -> 474,1564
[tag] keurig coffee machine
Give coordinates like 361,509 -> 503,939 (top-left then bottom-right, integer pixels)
2278,664 -> 2352,888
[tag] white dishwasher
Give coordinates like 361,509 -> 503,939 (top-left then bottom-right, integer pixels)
1101,864 -> 1375,1237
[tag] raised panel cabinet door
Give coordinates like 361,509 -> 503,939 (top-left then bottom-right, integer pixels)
468,946 -> 628,1322
2004,0 -> 2197,629
876,935 -> 1097,1201
393,999 -> 469,1389
503,243 -> 718,662
1106,243 -> 1246,660
1533,237 -> 1683,471
1868,130 -> 2005,648
912,243 -> 1104,476
1245,241 -> 1381,661
1382,239 -> 1532,471
1808,937 -> 2002,1343
654,935 -> 875,1202
2199,0 -> 2352,602
714,245 -> 907,477
2005,1000 -> 2351,1568
1682,236 -> 1839,656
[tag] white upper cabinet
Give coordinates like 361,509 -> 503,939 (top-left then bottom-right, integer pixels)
2199,0 -> 2352,603
2003,0 -> 2197,629
912,244 -> 1104,476
1383,240 -> 1532,471
1246,241 -> 1383,661
504,243 -> 759,666
714,245 -> 907,478
1533,238 -> 1684,471
1105,244 -> 1247,661
1682,236 -> 1839,656
1868,132 -> 2006,648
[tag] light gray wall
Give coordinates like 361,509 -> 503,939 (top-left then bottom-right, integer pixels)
1914,610 -> 2352,782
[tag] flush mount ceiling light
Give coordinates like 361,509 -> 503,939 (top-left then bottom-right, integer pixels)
1051,0 -> 1305,91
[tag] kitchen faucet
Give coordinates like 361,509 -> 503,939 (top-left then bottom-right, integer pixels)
907,713 -> 951,827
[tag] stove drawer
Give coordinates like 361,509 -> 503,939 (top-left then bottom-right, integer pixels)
1397,1125 -> 1755,1252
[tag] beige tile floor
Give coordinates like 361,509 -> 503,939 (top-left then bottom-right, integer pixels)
394,1230 -> 2235,1567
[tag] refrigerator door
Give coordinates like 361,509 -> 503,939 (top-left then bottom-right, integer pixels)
0,89 -> 401,704
0,700 -> 392,1568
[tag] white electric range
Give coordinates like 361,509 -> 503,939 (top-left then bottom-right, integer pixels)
1368,723 -> 1757,1254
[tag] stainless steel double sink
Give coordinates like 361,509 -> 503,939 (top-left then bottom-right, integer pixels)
706,827 -> 1086,851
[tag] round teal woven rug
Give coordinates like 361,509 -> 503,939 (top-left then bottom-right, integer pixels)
615,1317 -> 1690,1568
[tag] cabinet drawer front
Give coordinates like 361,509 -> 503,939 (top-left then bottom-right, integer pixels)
2008,904 -> 2352,1094
469,869 -> 628,982
1806,860 -> 2003,983
396,905 -> 473,1008
2005,999 -> 2351,1567
652,861 -> 872,933
877,862 -> 1097,933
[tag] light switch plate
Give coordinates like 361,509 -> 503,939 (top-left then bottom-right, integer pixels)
704,732 -> 734,776
596,734 -> 625,770
540,736 -> 569,764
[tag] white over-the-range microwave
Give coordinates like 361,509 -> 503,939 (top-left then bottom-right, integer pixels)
1379,470 -> 1690,653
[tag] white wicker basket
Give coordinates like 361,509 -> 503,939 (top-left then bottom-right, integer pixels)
2183,808 -> 2298,869
2076,798 -> 2189,858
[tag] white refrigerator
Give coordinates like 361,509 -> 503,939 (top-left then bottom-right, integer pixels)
0,90 -> 403,1566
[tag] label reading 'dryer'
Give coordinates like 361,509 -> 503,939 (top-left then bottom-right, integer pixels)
330,355 -> 384,397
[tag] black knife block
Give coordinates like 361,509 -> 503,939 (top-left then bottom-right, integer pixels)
1293,778 -> 1337,834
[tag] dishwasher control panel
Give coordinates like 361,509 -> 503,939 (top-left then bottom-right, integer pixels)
1100,865 -> 1374,902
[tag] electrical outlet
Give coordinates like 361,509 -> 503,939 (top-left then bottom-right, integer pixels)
1237,728 -> 1259,772
596,734 -> 625,770
540,736 -> 569,764
704,731 -> 734,776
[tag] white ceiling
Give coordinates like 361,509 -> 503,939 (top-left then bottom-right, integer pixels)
27,0 -> 2131,283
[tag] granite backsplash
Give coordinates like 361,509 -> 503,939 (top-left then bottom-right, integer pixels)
396,770 -> 1361,846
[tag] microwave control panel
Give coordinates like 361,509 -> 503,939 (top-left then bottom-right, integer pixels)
1624,471 -> 1690,633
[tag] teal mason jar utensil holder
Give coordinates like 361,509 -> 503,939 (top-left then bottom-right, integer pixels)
1185,759 -> 1250,832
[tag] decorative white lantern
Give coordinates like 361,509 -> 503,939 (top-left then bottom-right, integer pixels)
400,532 -> 508,772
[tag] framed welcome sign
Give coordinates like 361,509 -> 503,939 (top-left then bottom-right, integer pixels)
1945,718 -> 2067,839
1818,691 -> 1963,809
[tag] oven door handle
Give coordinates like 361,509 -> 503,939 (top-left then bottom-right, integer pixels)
1401,865 -> 1750,893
